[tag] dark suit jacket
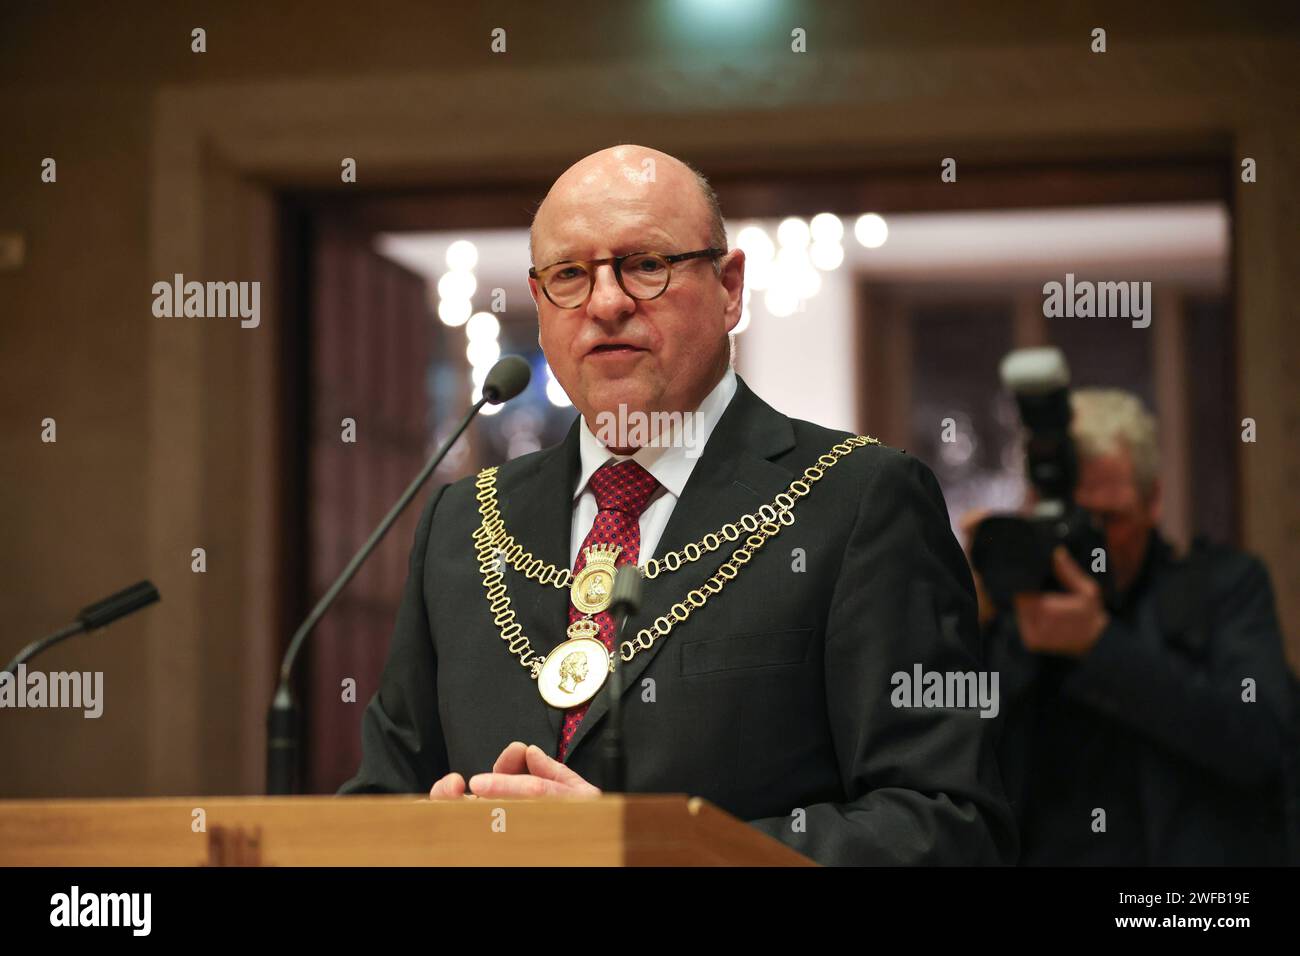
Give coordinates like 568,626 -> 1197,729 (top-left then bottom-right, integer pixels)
990,532 -> 1295,865
340,374 -> 1018,865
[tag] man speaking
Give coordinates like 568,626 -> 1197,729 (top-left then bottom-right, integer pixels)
340,145 -> 1016,866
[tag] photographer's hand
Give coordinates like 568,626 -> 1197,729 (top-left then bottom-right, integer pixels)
1013,547 -> 1109,656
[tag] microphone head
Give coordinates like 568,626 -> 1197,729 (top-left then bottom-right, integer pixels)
77,580 -> 160,631
609,565 -> 644,618
481,355 -> 531,405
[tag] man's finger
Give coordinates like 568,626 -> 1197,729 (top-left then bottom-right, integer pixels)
1012,594 -> 1045,647
467,770 -> 603,800
1037,591 -> 1086,615
467,772 -> 563,799
492,740 -> 530,775
524,744 -> 600,795
1052,546 -> 1094,594
429,772 -> 467,800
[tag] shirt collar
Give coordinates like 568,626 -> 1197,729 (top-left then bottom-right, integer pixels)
574,366 -> 738,502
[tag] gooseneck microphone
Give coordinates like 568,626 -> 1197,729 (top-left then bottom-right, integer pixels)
603,564 -> 643,793
3,581 -> 160,676
267,355 -> 532,795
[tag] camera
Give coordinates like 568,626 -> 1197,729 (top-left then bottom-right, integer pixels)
970,347 -> 1110,608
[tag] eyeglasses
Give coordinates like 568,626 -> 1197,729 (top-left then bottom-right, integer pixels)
528,247 -> 725,309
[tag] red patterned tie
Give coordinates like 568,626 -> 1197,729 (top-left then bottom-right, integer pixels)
557,459 -> 661,760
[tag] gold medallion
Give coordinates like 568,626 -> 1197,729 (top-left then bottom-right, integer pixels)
569,543 -> 621,615
537,619 -> 611,709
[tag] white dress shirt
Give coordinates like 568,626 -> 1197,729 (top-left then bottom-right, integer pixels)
569,367 -> 738,568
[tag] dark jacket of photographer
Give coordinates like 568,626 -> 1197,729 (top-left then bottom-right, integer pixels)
988,531 -> 1295,865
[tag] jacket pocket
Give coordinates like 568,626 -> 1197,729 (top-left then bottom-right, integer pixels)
680,627 -> 815,676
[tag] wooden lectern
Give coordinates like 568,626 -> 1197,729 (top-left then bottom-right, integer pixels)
0,795 -> 815,866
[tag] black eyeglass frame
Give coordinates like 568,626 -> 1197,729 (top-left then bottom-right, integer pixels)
527,247 -> 726,309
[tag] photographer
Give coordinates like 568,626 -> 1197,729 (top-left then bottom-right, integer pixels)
973,387 -> 1294,865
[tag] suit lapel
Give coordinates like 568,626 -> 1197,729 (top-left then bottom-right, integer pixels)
491,416 -> 582,748
561,375 -> 798,763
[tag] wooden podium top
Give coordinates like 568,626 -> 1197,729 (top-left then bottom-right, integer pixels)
0,794 -> 815,867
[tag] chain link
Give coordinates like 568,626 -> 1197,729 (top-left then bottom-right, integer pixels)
472,435 -> 880,676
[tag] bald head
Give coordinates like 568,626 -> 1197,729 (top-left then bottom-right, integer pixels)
528,144 -> 746,439
529,145 -> 726,266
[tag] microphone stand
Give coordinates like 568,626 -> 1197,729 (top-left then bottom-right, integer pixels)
604,618 -> 628,794
4,623 -> 84,676
603,566 -> 642,794
4,581 -> 160,676
266,398 -> 487,796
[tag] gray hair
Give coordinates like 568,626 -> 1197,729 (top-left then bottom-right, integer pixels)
1070,388 -> 1160,499
684,160 -> 728,273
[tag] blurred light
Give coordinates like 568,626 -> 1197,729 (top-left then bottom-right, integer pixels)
764,286 -> 799,317
810,213 -> 844,244
776,217 -> 810,249
771,246 -> 816,305
854,213 -> 889,249
466,311 -> 500,342
745,258 -> 773,291
437,298 -> 471,326
471,364 -> 489,387
774,245 -> 810,279
658,0 -> 784,48
775,244 -> 805,268
437,269 -> 476,301
445,239 -> 478,272
735,224 -> 775,263
502,406 -> 542,438
795,264 -> 821,299
939,431 -> 976,467
466,338 -> 501,367
507,434 -> 542,458
809,240 -> 844,271
545,379 -> 572,407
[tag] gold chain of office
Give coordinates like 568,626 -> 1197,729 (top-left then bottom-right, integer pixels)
470,434 -> 881,678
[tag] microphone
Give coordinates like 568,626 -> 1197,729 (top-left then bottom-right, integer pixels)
267,354 -> 532,795
3,581 -> 160,676
481,354 -> 530,404
603,564 -> 643,793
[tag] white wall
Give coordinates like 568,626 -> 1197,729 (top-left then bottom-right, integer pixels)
734,262 -> 859,434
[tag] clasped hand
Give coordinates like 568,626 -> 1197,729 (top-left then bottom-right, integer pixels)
429,740 -> 602,800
